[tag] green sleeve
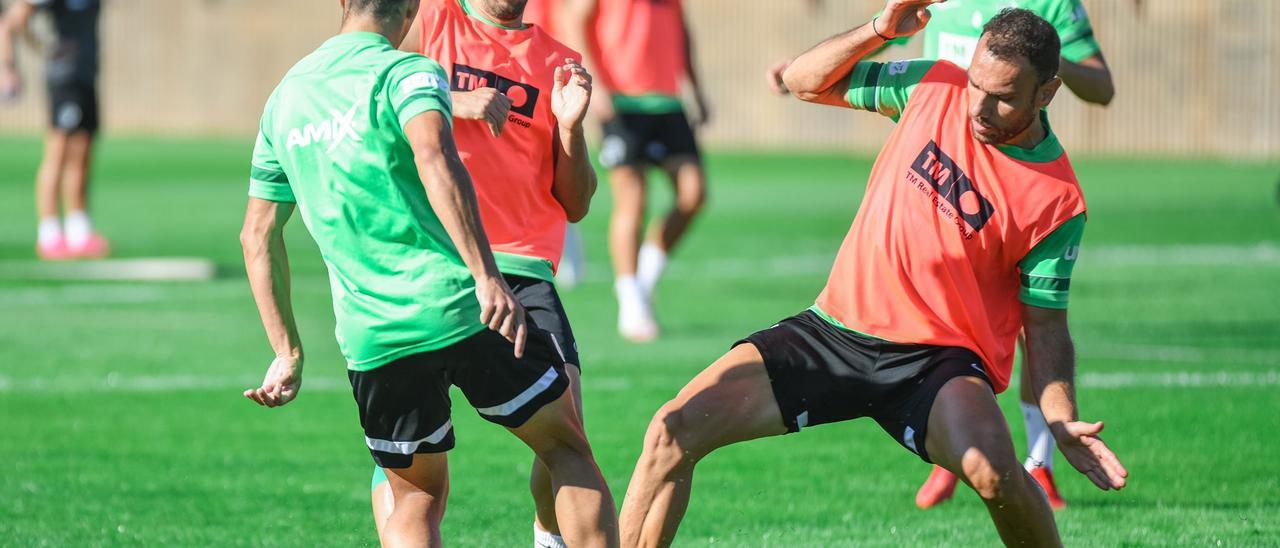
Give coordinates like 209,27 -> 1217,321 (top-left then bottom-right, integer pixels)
248,130 -> 295,203
1039,0 -> 1101,63
1018,213 -> 1086,309
845,59 -> 936,122
387,56 -> 453,131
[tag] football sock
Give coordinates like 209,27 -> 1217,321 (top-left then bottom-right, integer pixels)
533,523 -> 567,548
636,242 -> 667,299
64,210 -> 93,247
37,216 -> 63,246
1022,401 -> 1055,471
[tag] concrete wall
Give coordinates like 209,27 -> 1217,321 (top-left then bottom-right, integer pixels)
2,0 -> 1278,157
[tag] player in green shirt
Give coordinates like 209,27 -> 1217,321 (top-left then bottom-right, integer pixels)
238,1 -> 618,545
770,0 -> 1114,510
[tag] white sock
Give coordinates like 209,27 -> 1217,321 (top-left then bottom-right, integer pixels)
636,242 -> 668,299
556,225 -> 586,289
615,274 -> 644,310
38,216 -> 63,246
64,210 -> 93,247
533,523 -> 567,548
1022,401 -> 1055,471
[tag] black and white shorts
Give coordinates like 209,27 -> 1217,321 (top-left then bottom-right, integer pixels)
738,310 -> 993,463
505,273 -> 580,368
348,327 -> 569,468
47,81 -> 99,134
598,111 -> 701,169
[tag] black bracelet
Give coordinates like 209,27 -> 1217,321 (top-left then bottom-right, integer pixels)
871,17 -> 892,41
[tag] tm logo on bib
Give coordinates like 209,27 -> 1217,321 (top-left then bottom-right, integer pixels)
286,103 -> 364,153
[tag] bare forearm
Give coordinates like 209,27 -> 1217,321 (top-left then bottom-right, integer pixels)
417,150 -> 502,281
1025,325 -> 1079,427
1058,56 -> 1114,106
552,126 -> 596,222
242,233 -> 302,358
782,21 -> 885,101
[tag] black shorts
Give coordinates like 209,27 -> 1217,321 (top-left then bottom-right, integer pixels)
348,328 -> 569,468
599,111 -> 701,168
504,273 -> 580,368
47,81 -> 99,133
738,310 -> 993,463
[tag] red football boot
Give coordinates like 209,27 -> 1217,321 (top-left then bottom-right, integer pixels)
1030,466 -> 1067,510
915,465 -> 959,509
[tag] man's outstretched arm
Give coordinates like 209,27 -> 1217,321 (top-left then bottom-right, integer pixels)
240,198 -> 303,408
783,0 -> 944,106
1058,53 -> 1114,106
1023,305 -> 1128,491
404,110 -> 528,357
0,0 -> 36,100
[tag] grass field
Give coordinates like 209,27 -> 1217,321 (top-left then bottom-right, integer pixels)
0,136 -> 1277,546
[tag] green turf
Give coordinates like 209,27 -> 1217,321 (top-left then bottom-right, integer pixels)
0,137 -> 1277,546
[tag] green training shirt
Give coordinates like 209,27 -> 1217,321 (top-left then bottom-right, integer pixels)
888,0 -> 1102,67
844,58 -> 1085,309
248,32 -> 485,371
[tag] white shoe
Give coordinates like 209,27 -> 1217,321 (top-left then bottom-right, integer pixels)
616,276 -> 659,343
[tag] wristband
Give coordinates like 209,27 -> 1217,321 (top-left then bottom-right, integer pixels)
871,17 -> 893,41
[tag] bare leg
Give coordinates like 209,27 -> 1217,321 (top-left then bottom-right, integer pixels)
924,376 -> 1060,547
372,475 -> 393,538
647,157 -> 706,253
607,165 -> 648,276
381,453 -> 450,548
618,343 -> 787,548
531,364 -> 584,537
35,130 -> 69,220
508,388 -> 619,548
61,131 -> 94,214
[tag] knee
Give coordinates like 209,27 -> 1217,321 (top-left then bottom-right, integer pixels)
960,451 -> 1024,502
675,185 -> 707,217
640,402 -> 703,470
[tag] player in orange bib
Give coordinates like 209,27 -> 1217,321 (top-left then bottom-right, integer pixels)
617,3 -> 1127,546
563,0 -> 711,342
374,1 -> 619,547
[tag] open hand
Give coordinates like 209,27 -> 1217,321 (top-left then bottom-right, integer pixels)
552,58 -> 593,130
1054,420 -> 1129,490
0,67 -> 21,103
244,354 -> 302,408
475,275 -> 528,358
453,88 -> 513,137
877,0 -> 947,39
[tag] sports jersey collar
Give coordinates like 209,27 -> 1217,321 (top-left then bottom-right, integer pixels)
995,111 -> 1063,163
323,31 -> 393,48
460,0 -> 527,30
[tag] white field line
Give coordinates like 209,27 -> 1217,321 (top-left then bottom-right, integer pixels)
1084,343 -> 1279,366
1,368 -> 1277,394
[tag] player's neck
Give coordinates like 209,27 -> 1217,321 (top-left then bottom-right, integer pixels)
1004,115 -> 1047,150
338,16 -> 400,43
467,0 -> 524,29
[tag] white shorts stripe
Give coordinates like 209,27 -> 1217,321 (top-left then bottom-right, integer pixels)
476,367 -> 560,418
365,420 -> 452,455
548,334 -> 567,362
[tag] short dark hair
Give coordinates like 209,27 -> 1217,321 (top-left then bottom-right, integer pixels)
981,8 -> 1061,84
347,0 -> 413,22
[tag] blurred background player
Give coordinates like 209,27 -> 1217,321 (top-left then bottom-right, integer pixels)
562,0 -> 711,342
522,0 -> 589,290
768,0 -> 1116,510
0,0 -> 109,260
386,1 -> 598,547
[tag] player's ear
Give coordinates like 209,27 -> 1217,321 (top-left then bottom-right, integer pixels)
1036,76 -> 1062,109
405,0 -> 421,21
